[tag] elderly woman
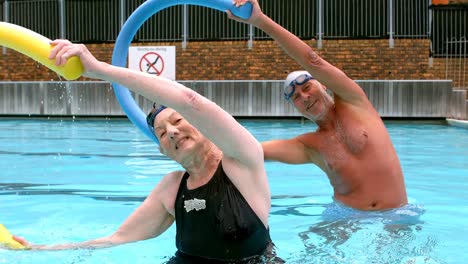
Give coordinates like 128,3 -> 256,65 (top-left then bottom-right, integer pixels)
13,40 -> 283,263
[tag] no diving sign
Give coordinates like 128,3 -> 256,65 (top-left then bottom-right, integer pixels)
140,52 -> 164,75
128,46 -> 176,80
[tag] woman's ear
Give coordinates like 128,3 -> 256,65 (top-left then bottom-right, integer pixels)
159,145 -> 166,155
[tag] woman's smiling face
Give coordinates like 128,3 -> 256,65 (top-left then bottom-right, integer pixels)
154,108 -> 203,162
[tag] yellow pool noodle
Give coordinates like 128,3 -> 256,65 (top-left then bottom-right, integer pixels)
0,224 -> 27,250
0,22 -> 84,80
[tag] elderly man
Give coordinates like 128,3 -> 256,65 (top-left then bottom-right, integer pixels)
229,0 -> 408,211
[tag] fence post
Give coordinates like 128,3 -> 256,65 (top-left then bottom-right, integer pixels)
457,37 -> 467,89
463,37 -> 466,89
446,37 -> 459,83
445,38 -> 449,79
2,0 -> 8,23
182,4 -> 188,50
428,0 -> 434,67
59,0 -> 65,39
2,0 -> 9,55
388,0 -> 394,48
120,0 -> 125,28
317,0 -> 323,49
248,24 -> 253,49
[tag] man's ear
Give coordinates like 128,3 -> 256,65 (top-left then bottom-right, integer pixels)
322,84 -> 334,97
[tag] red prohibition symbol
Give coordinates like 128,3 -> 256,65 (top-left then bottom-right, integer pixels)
139,52 -> 165,75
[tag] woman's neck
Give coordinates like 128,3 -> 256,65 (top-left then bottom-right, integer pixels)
183,141 -> 223,182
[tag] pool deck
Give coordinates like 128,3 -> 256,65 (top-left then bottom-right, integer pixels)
446,118 -> 468,129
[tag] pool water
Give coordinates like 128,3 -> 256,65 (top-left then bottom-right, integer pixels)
0,119 -> 467,264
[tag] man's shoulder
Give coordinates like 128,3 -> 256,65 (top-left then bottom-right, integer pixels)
296,131 -> 322,142
295,132 -> 324,153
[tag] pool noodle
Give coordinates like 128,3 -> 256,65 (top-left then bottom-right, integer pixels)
0,224 -> 27,250
0,22 -> 84,81
112,0 -> 253,144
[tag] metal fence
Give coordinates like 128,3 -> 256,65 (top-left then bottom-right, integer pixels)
0,0 -> 466,55
445,38 -> 467,88
431,5 -> 468,56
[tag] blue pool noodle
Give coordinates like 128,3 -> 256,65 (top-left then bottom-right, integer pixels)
112,0 -> 253,144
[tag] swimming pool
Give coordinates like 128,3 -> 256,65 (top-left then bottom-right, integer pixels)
0,119 -> 466,263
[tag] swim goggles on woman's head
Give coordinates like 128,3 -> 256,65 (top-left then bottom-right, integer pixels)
146,103 -> 167,130
284,74 -> 315,101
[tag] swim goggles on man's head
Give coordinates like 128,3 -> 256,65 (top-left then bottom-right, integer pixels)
146,103 -> 167,130
284,74 -> 315,101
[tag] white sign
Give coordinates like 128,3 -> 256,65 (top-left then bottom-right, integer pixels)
128,46 -> 176,80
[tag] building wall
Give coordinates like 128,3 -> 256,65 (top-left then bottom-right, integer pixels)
0,39 -> 465,89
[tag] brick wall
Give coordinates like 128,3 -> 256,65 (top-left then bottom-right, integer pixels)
449,0 -> 468,4
0,39 -> 465,91
433,0 -> 468,4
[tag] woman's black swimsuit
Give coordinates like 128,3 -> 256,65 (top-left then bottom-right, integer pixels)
166,162 -> 283,263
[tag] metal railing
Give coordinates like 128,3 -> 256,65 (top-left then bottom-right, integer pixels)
431,5 -> 468,56
392,0 -> 429,38
4,0 -> 59,39
323,0 -> 388,38
0,0 -> 466,56
254,0 -> 316,40
0,1 -> 4,23
446,38 -> 467,88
